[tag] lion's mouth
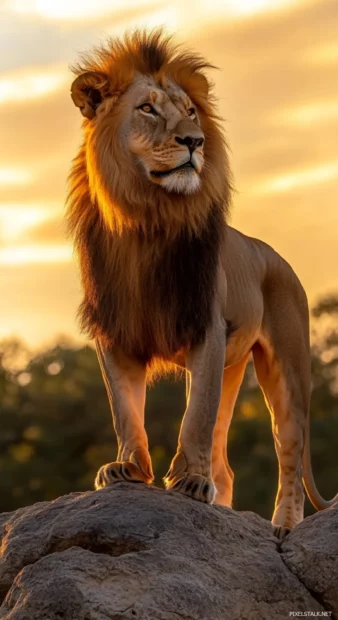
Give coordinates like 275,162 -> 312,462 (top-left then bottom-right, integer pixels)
150,160 -> 195,178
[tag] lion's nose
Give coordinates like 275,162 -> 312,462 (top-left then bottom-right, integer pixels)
175,135 -> 204,151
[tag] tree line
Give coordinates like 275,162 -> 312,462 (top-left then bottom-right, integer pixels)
0,293 -> 337,517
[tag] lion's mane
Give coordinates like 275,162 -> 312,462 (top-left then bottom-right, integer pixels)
67,30 -> 232,376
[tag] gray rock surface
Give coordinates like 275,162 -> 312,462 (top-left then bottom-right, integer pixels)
0,483 -> 336,619
282,506 -> 338,615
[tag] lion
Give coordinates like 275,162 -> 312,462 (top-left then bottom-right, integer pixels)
67,29 -> 337,534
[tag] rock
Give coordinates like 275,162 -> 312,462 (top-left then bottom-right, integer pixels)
281,505 -> 338,615
0,483 -> 336,619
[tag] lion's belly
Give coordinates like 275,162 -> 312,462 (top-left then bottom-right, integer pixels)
224,324 -> 260,366
169,278 -> 264,370
170,318 -> 262,370
222,279 -> 264,367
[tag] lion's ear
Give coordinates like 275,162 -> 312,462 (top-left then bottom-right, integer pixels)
71,71 -> 111,119
194,72 -> 209,97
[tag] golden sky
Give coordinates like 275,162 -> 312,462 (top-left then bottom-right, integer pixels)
0,0 -> 337,347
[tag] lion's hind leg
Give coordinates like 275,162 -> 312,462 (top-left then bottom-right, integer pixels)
212,354 -> 250,507
252,312 -> 310,531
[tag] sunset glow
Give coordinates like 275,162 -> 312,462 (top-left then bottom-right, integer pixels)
306,43 -> 338,65
0,168 -> 33,186
1,0 -> 337,345
272,100 -> 338,126
0,69 -> 67,105
0,205 -> 55,241
0,245 -> 72,266
8,0 -> 302,21
255,161 -> 338,195
9,0 -> 155,21
225,0 -> 299,16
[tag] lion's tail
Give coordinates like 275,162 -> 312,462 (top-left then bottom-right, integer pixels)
302,416 -> 338,510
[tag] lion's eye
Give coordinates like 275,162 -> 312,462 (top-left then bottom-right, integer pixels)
139,103 -> 157,115
187,107 -> 196,118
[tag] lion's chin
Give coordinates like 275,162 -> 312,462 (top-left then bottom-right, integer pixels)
157,170 -> 201,195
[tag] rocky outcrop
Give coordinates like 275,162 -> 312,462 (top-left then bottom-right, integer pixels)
0,483 -> 337,619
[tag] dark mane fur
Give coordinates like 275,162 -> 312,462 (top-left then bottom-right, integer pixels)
77,203 -> 225,367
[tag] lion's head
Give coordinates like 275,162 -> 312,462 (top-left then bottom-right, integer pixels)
69,30 -> 230,235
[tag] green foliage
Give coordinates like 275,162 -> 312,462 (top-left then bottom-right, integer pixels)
0,294 -> 338,519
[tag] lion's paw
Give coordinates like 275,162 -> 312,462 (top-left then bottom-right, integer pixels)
273,525 -> 292,541
164,472 -> 216,504
95,460 -> 153,490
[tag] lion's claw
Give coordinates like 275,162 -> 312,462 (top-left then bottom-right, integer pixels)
273,525 -> 292,541
164,472 -> 216,504
95,460 -> 153,489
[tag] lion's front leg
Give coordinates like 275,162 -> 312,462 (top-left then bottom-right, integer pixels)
95,340 -> 154,490
164,314 -> 226,503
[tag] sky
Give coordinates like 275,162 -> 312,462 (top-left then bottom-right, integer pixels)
0,0 -> 337,349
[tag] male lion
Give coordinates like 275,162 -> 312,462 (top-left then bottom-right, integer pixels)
67,30 -> 337,533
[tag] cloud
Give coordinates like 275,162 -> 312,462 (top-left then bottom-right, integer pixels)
7,0 -> 157,22
24,216 -> 66,244
5,0 -> 304,25
302,41 -> 338,66
0,88 -> 78,179
0,203 -> 61,243
0,244 -> 72,265
0,204 -> 49,241
0,167 -> 33,185
252,160 -> 338,195
0,2 -> 167,73
0,167 -> 68,204
268,99 -> 338,126
0,66 -> 67,105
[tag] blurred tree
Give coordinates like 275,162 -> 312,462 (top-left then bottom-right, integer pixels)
0,293 -> 337,519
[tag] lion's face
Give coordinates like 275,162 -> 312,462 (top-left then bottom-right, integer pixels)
123,76 -> 205,194
70,31 -> 230,234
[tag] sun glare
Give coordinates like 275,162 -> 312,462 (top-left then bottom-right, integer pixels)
0,168 -> 33,186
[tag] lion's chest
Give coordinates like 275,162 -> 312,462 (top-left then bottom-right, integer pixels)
82,212 -> 222,364
108,243 -> 211,362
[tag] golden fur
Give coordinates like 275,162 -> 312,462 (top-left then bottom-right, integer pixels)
67,30 -> 338,530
